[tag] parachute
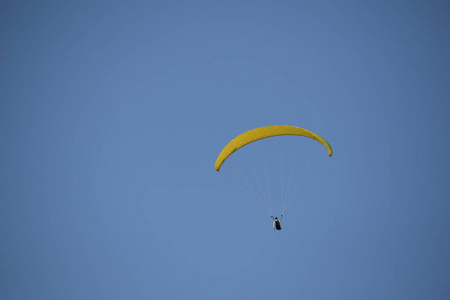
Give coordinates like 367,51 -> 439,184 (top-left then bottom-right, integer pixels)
215,125 -> 332,172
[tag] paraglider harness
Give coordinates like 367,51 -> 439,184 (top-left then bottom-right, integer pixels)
271,215 -> 283,230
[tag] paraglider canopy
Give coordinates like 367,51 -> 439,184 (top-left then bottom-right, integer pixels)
215,125 -> 332,171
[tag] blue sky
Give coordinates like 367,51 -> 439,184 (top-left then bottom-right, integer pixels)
1,1 -> 449,299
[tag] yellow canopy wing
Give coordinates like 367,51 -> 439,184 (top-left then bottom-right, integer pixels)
215,125 -> 332,171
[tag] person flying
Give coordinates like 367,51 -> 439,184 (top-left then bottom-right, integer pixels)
271,216 -> 282,230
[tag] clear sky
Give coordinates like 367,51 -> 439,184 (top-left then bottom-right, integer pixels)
1,1 -> 449,299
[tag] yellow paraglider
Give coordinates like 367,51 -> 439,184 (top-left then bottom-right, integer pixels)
215,125 -> 332,171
